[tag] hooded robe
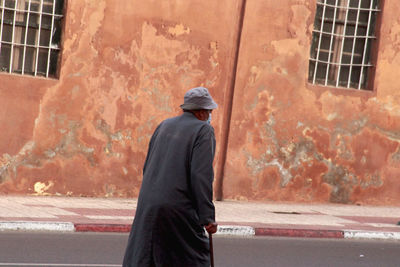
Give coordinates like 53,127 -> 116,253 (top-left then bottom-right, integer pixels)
123,111 -> 216,267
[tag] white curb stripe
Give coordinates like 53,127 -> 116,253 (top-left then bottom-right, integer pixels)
344,230 -> 400,240
0,221 -> 75,232
215,225 -> 255,236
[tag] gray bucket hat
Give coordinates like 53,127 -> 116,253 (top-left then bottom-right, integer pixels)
180,87 -> 218,110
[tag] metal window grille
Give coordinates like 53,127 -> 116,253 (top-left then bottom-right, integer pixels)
0,0 -> 64,78
309,0 -> 380,90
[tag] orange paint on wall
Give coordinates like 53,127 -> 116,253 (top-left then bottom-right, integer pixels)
1,0 -> 400,205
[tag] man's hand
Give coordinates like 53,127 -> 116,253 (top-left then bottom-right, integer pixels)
205,222 -> 218,234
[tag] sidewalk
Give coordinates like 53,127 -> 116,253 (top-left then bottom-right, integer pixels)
0,195 -> 400,240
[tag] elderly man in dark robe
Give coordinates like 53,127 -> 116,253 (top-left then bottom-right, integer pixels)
123,87 -> 218,267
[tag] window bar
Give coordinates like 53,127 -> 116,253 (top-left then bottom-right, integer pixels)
34,0 -> 43,76
324,0 -> 339,86
335,0 -> 350,87
312,29 -> 377,39
358,0 -> 375,90
0,5 -> 63,17
312,0 -> 328,84
21,0 -> 32,75
346,0 -> 362,88
9,0 -> 19,73
310,58 -> 373,67
0,0 -> 5,52
317,0 -> 380,11
0,40 -> 60,49
317,1 -> 380,12
45,0 -> 55,77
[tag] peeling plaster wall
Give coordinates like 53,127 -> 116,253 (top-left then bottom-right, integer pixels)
223,0 -> 400,204
0,0 -> 242,197
1,0 -> 400,205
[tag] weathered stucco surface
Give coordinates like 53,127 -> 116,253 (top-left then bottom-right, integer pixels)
1,0 -> 400,205
224,0 -> 400,204
0,0 -> 242,197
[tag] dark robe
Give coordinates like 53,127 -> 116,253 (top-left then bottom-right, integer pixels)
123,111 -> 216,267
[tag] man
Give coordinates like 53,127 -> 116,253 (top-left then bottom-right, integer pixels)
123,87 -> 218,267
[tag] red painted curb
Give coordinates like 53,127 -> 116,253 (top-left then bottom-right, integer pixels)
255,228 -> 344,238
73,223 -> 344,239
74,223 -> 131,232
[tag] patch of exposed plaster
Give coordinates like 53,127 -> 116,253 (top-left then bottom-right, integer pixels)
51,121 -> 96,164
246,141 -> 317,187
209,41 -> 219,68
245,113 -> 318,187
168,23 -> 191,36
246,108 -> 398,203
288,4 -> 311,40
302,117 -> 400,203
0,141 -> 35,182
0,119 -> 98,185
360,171 -> 383,189
246,154 -> 293,187
322,160 -> 357,203
249,65 -> 262,85
86,0 -> 106,36
104,21 -> 208,114
104,183 -> 117,197
34,181 -> 54,195
89,70 -> 134,131
314,117 -> 370,160
392,147 -> 400,162
48,112 -> 67,128
95,119 -> 132,157
380,19 -> 400,64
142,83 -> 172,112
71,86 -> 80,99
333,133 -> 353,161
327,113 -> 338,121
371,125 -> 400,142
296,121 -> 304,129
271,4 -> 311,56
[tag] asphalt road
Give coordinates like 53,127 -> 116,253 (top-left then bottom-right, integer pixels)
0,232 -> 399,267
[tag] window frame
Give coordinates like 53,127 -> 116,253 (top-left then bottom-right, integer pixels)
0,0 -> 65,79
307,0 -> 384,92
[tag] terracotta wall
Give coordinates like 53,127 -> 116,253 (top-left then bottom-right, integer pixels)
223,0 -> 400,204
1,0 -> 400,205
0,0 -> 242,197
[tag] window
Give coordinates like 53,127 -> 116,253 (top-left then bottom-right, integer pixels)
309,0 -> 380,90
0,0 -> 64,78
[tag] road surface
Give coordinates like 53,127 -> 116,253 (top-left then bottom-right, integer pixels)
0,232 -> 399,267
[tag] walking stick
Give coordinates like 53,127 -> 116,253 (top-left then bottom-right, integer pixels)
209,233 -> 214,267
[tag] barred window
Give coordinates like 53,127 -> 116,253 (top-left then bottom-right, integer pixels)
309,0 -> 380,90
0,0 -> 64,78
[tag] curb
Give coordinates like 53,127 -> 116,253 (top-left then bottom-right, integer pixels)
0,221 -> 75,232
216,225 -> 255,236
344,230 -> 400,240
72,224 -> 400,240
1,222 -> 400,241
75,223 -> 131,233
255,228 -> 344,238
